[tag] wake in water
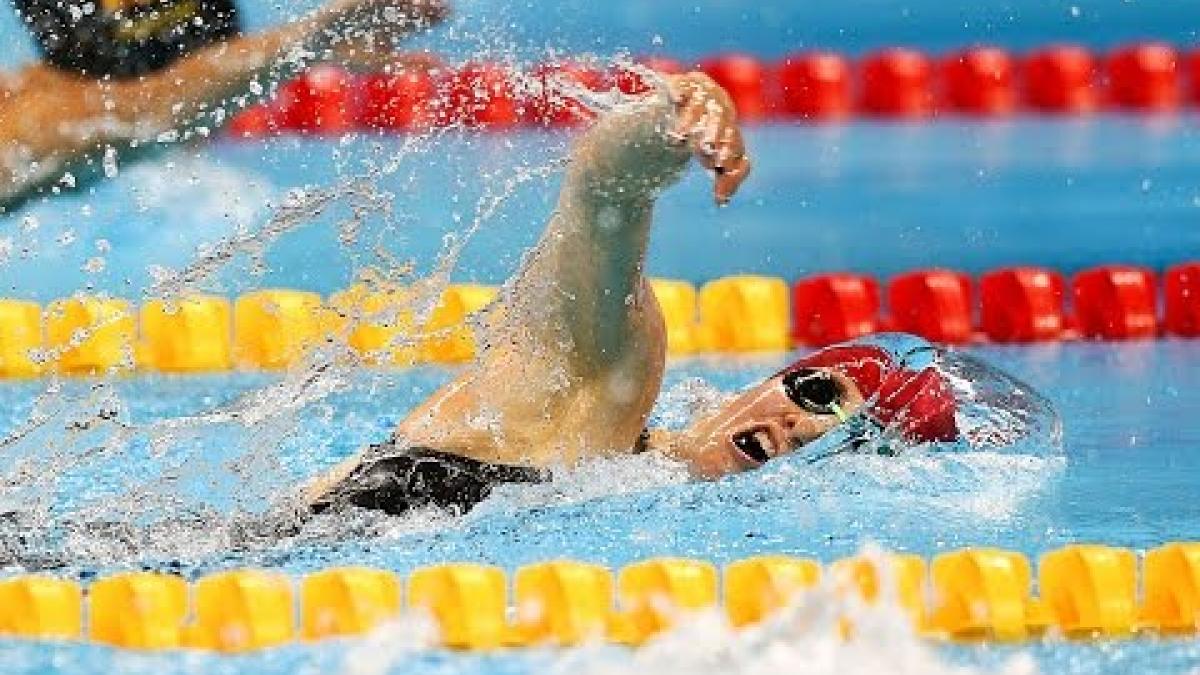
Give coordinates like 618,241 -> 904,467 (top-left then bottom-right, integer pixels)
0,357 -> 1063,575
0,25 -> 1066,581
0,53 -> 672,571
0,325 -> 1066,573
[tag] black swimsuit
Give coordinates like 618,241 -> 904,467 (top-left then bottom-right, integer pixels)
310,430 -> 652,518
16,0 -> 240,79
309,447 -> 551,517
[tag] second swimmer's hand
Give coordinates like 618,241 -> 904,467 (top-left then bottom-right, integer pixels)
318,0 -> 449,57
664,72 -> 752,206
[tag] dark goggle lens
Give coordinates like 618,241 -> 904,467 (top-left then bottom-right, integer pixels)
782,368 -> 841,415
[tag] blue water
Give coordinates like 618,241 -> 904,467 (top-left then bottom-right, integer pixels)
2,0 -> 1200,672
0,342 -> 1198,673
3,342 -> 1197,575
2,73 -> 1200,675
4,118 -> 1200,300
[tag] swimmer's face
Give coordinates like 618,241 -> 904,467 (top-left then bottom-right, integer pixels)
676,367 -> 866,478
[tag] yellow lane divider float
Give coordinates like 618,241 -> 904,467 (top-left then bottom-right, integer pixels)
0,299 -> 43,377
0,277 -> 783,377
45,297 -> 136,375
0,544 -> 1197,652
698,275 -> 791,352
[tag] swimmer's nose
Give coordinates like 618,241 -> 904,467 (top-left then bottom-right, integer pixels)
781,413 -> 803,433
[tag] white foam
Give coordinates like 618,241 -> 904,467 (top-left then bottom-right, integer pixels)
477,450 -> 690,514
339,611 -> 441,675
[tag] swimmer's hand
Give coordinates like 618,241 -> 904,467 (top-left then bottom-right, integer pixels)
665,73 -> 752,206
316,0 -> 449,63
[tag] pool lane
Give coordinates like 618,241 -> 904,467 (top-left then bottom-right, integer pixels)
0,340 -> 1197,672
3,118 -> 1198,301
0,340 -> 1195,575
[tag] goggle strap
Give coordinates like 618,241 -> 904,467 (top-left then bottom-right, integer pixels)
831,401 -> 849,423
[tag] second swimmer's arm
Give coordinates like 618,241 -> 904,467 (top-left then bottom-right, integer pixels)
109,0 -> 448,139
0,0 -> 447,210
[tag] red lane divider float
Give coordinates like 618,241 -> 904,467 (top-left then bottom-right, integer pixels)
791,274 -> 880,346
1023,45 -> 1098,113
276,65 -> 357,134
1164,263 -> 1200,337
776,52 -> 853,120
790,262 -> 1197,347
1186,51 -> 1200,104
941,47 -> 1017,115
859,48 -> 934,118
1106,42 -> 1179,111
700,53 -> 772,122
450,62 -> 522,129
979,268 -> 1065,343
1072,266 -> 1158,340
361,66 -> 441,130
227,41 -> 1200,136
888,269 -> 974,344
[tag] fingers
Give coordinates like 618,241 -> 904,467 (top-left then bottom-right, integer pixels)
415,0 -> 451,23
667,72 -> 751,205
714,155 -> 751,206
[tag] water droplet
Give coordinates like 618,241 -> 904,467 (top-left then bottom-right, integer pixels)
102,146 -> 119,178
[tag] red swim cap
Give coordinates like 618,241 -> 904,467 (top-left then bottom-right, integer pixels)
784,344 -> 959,443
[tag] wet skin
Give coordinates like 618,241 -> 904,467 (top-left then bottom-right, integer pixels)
306,71 -> 759,504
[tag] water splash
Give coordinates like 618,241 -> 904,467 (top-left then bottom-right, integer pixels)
0,36 -> 672,570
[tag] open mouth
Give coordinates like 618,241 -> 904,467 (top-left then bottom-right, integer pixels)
730,425 -> 785,466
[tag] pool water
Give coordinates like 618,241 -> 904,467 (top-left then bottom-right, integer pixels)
1,101 -> 1198,675
4,341 -> 1198,572
0,341 -> 1197,673
2,1 -> 1200,671
4,118 -> 1200,300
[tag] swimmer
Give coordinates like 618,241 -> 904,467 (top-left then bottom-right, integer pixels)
0,0 -> 448,211
302,73 -> 987,519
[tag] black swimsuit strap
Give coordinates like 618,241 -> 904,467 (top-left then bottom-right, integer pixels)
402,448 -> 551,484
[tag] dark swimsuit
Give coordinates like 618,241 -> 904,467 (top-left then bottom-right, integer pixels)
310,430 -> 653,518
309,447 -> 552,517
16,0 -> 240,79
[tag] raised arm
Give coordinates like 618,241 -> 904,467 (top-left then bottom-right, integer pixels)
303,72 -> 750,502
382,73 -> 747,466
498,72 -> 751,373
